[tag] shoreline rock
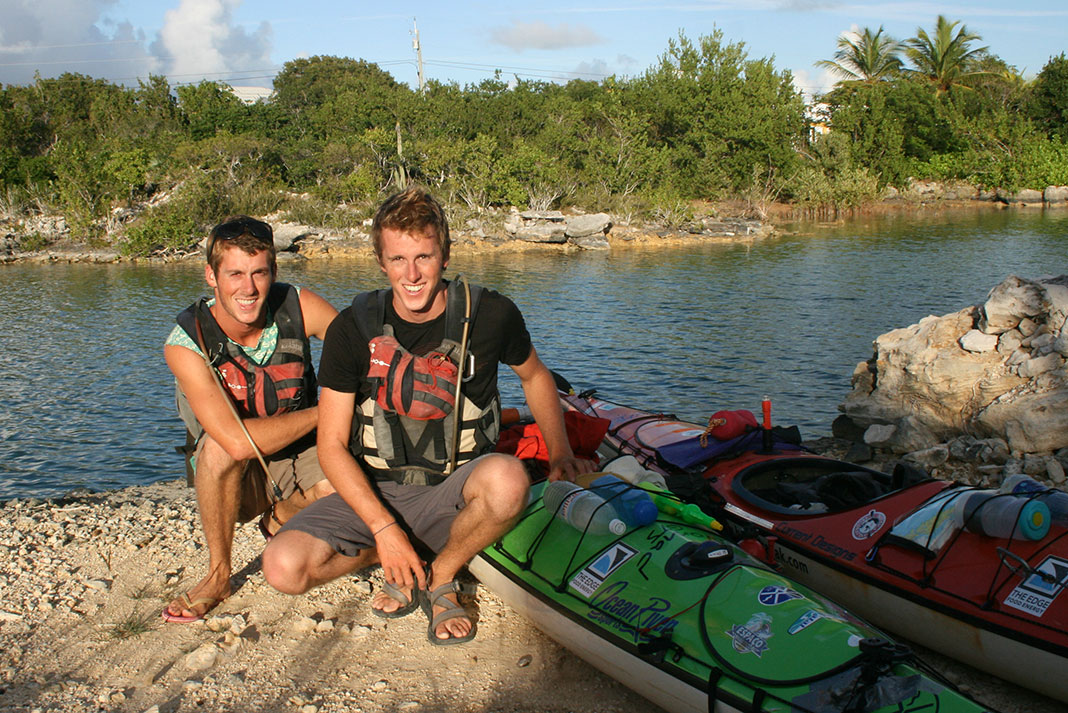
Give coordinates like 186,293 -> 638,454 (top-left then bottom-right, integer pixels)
837,274 -> 1068,486
9,179 -> 1067,265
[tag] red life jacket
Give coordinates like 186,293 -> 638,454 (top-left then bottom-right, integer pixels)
366,333 -> 459,420
176,283 -> 317,434
350,281 -> 500,485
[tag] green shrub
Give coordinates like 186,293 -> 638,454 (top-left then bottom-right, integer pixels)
17,232 -> 48,251
120,204 -> 200,256
281,193 -> 370,231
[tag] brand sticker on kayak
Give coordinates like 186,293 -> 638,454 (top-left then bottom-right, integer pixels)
757,584 -> 803,606
788,610 -> 824,634
727,612 -> 773,657
1003,555 -> 1068,617
570,543 -> 638,597
851,509 -> 887,540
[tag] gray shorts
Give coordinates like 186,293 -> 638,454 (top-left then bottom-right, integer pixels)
280,455 -> 487,556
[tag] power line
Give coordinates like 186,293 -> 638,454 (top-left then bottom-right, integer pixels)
0,39 -> 141,51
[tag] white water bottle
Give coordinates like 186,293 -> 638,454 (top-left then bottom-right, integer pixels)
542,481 -> 628,536
1000,474 -> 1068,527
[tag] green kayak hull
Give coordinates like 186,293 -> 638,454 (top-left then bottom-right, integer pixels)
471,481 -> 996,713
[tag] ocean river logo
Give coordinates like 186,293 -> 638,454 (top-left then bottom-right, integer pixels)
727,612 -> 773,657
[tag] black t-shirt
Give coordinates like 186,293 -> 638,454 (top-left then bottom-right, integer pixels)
319,282 -> 532,407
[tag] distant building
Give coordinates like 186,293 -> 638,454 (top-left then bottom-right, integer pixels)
805,102 -> 831,141
227,85 -> 273,104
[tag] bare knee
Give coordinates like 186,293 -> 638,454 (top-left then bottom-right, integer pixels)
195,436 -> 244,482
465,454 -> 529,519
262,532 -> 317,595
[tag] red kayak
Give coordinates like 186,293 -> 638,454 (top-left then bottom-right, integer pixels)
558,388 -> 1068,703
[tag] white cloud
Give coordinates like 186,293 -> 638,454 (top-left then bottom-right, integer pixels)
152,0 -> 272,82
791,66 -> 838,102
0,0 -> 156,85
490,20 -> 605,52
0,0 -> 273,87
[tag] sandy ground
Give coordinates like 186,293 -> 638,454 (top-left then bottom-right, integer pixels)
1,479 -> 1066,713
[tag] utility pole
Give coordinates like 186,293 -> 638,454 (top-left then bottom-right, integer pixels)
412,18 -> 426,93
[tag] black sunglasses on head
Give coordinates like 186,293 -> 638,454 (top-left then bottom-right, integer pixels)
206,217 -> 273,261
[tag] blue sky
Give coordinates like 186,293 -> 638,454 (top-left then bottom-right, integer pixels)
1,0 -> 1065,99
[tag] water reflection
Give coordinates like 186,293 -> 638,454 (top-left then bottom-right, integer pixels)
1,208 -> 1065,498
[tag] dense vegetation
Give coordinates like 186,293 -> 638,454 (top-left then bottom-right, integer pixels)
0,18 -> 1064,256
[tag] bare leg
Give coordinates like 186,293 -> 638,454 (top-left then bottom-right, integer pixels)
165,437 -> 243,619
427,454 -> 529,640
262,529 -> 378,595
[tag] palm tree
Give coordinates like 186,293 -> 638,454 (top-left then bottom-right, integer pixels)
816,26 -> 904,85
905,15 -> 990,94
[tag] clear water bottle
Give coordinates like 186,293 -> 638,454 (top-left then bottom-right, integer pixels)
586,474 -> 658,527
961,490 -> 1050,540
999,474 -> 1068,527
542,481 -> 627,536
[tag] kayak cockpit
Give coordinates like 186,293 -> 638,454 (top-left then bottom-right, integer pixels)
729,457 -> 931,516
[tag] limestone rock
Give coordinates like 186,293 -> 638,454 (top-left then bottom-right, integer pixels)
564,213 -> 611,238
977,389 -> 1068,453
515,223 -> 567,243
1044,186 -> 1068,204
840,274 -> 1068,457
271,222 -> 318,251
903,445 -> 949,469
841,307 -> 1018,438
1017,353 -> 1062,378
519,210 -> 565,222
997,188 -> 1044,204
980,275 -> 1044,334
569,235 -> 610,250
863,424 -> 896,446
959,329 -> 997,353
184,643 -> 219,670
1049,458 -> 1066,484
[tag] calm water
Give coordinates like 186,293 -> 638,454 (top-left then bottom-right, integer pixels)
1,209 -> 1065,499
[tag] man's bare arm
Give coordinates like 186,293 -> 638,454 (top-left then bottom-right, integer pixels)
166,344 -> 317,460
298,288 -> 339,341
511,347 -> 596,482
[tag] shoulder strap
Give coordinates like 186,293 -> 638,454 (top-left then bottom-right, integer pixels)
175,298 -> 230,362
351,289 -> 391,341
269,282 -> 305,340
444,278 -> 483,344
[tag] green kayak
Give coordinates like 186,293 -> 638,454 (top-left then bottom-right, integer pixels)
469,481 -> 996,713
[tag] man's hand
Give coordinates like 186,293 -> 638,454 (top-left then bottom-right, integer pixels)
373,523 -> 427,591
548,455 -> 597,483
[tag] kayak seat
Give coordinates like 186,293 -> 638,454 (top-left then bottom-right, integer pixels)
733,457 -> 896,516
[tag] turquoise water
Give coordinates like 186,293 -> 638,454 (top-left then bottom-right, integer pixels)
1,208 -> 1065,498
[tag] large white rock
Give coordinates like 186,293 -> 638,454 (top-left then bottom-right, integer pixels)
960,329 -> 998,353
565,213 -> 612,238
840,275 -> 1068,456
1045,186 -> 1068,204
980,275 -> 1044,334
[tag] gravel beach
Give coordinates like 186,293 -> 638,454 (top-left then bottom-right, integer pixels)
1,478 -> 1065,713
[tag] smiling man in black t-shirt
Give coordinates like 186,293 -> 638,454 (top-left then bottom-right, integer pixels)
262,186 -> 594,645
